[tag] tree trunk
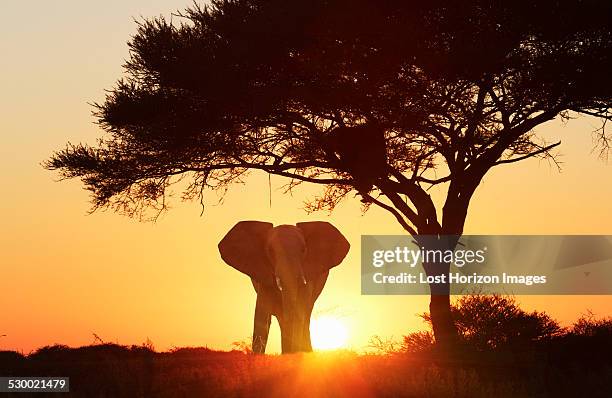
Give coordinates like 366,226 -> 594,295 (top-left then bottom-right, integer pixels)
429,293 -> 458,350
420,236 -> 460,349
431,172 -> 481,349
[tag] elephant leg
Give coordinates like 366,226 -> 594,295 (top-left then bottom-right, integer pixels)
252,293 -> 272,354
302,271 -> 329,351
279,317 -> 291,354
302,303 -> 314,352
279,313 -> 301,354
279,302 -> 303,354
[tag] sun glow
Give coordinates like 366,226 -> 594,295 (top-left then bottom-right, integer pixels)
310,316 -> 349,350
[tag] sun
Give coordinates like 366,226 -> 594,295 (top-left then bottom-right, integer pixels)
310,316 -> 349,350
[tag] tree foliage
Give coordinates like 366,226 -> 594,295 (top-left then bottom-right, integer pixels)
45,0 -> 612,232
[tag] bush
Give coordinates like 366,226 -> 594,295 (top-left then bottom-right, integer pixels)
366,335 -> 403,355
404,294 -> 564,352
402,331 -> 435,354
571,311 -> 612,337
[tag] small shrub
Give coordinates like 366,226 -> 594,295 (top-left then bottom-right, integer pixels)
366,335 -> 403,355
402,331 -> 435,353
231,337 -> 253,354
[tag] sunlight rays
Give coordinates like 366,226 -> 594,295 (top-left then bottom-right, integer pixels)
310,316 -> 349,350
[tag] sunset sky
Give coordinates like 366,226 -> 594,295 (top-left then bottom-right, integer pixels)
1,1 -> 612,354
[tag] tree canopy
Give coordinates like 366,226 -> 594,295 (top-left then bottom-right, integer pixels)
46,0 -> 611,233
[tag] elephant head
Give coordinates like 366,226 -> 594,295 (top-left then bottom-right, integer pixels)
218,221 -> 350,353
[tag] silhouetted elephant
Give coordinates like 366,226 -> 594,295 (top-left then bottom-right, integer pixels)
218,221 -> 350,354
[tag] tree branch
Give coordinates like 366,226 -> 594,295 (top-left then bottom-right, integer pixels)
494,141 -> 561,166
361,193 -> 417,235
382,171 -> 441,232
187,163 -> 350,185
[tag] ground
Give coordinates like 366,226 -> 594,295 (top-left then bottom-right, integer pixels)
1,343 -> 611,397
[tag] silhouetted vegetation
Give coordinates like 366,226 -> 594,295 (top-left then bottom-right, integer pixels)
396,294 -> 612,388
403,294 -> 564,352
571,311 -> 612,337
1,333 -> 611,397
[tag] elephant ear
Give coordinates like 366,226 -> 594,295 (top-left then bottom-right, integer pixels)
218,221 -> 274,284
297,221 -> 350,281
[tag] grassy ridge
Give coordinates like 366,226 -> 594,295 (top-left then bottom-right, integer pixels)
1,343 -> 611,397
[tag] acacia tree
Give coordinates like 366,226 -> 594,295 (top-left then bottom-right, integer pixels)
46,0 -> 612,348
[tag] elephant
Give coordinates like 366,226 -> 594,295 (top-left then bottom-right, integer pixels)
218,221 -> 350,354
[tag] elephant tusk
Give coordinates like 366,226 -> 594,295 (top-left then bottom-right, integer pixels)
275,276 -> 283,291
301,274 -> 307,285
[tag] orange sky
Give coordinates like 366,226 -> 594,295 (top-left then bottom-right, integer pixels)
1,1 -> 611,354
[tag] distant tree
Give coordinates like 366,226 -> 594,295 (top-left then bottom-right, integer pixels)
404,294 -> 563,352
45,0 -> 612,348
571,311 -> 612,338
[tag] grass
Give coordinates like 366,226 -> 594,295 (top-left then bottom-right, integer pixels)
1,343 -> 611,397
